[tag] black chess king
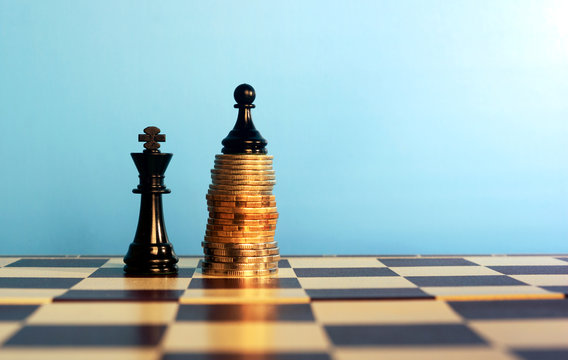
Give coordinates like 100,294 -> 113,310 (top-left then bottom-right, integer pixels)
123,126 -> 179,275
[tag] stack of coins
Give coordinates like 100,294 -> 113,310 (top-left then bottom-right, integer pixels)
202,154 -> 279,276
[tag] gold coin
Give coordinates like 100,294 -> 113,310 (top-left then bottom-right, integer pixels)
204,235 -> 275,243
202,268 -> 278,277
211,169 -> 275,176
208,190 -> 274,196
210,184 -> 274,190
201,241 -> 278,250
201,261 -> 278,270
206,200 -> 277,208
208,206 -> 278,214
213,164 -> 273,171
206,194 -> 275,202
206,223 -> 277,232
212,174 -> 276,181
208,212 -> 279,220
204,255 -> 280,263
211,179 -> 277,186
216,154 -> 273,160
203,247 -> 280,257
207,218 -> 278,226
205,230 -> 276,238
215,159 -> 272,165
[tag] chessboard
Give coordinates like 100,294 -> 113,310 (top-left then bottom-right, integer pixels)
0,255 -> 566,304
0,255 -> 566,360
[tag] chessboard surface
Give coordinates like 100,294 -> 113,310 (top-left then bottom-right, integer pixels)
0,255 -> 566,304
0,256 -> 567,359
0,298 -> 567,359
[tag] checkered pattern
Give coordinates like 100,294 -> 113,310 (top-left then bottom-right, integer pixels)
0,256 -> 566,304
0,256 -> 566,359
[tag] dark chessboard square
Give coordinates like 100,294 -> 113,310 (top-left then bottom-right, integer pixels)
325,324 -> 486,346
0,305 -> 39,321
449,299 -> 568,319
89,267 -> 195,278
163,353 -> 331,360
278,259 -> 291,268
488,266 -> 568,275
0,278 -> 82,289
6,258 -> 109,268
406,275 -> 526,287
55,290 -> 183,301
557,257 -> 568,263
379,258 -> 477,267
294,268 -> 397,277
542,286 -> 568,294
188,277 -> 300,289
514,349 -> 568,360
4,325 -> 166,346
89,267 -> 132,278
176,304 -> 314,322
306,288 -> 432,300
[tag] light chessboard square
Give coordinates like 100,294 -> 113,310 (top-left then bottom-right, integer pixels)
312,300 -> 462,324
162,322 -> 329,352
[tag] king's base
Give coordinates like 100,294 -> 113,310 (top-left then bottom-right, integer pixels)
123,243 -> 179,276
123,263 -> 178,276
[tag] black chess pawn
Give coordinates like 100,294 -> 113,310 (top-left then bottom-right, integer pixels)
123,126 -> 178,275
222,84 -> 268,154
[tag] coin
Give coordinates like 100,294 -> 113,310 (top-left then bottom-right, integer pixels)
206,200 -> 277,208
212,174 -> 276,181
201,241 -> 278,250
208,212 -> 279,220
206,194 -> 275,202
203,247 -> 280,256
209,184 -> 274,190
205,230 -> 276,238
202,268 -> 278,277
216,154 -> 273,160
206,223 -> 277,231
211,169 -> 275,176
211,179 -> 277,186
207,206 -> 278,214
215,159 -> 273,166
201,261 -> 278,270
204,235 -> 275,243
207,218 -> 278,226
209,191 -> 274,196
213,164 -> 273,171
204,255 -> 280,263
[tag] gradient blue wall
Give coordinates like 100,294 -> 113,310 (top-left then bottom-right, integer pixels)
1,0 -> 566,255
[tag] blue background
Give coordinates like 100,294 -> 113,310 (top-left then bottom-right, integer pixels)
0,0 -> 566,255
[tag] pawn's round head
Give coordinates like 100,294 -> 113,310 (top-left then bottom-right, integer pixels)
234,84 -> 256,105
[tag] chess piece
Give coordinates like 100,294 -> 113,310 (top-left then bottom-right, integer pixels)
222,84 -> 268,154
123,126 -> 178,275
